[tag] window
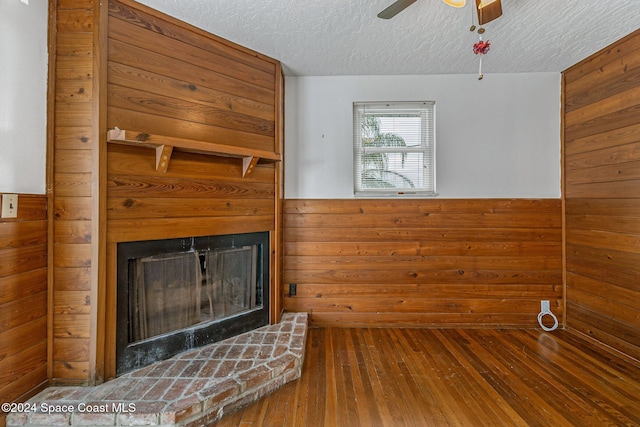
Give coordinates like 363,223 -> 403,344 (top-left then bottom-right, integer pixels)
353,101 -> 436,196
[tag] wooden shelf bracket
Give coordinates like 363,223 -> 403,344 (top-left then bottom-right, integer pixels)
107,128 -> 281,176
242,156 -> 259,178
155,144 -> 173,173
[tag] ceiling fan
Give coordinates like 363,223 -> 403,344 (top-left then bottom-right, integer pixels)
377,0 -> 502,25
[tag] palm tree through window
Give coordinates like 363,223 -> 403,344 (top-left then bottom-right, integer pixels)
354,101 -> 436,196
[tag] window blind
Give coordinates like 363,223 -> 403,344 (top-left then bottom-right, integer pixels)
353,101 -> 436,196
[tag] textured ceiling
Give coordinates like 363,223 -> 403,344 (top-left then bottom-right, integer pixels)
136,0 -> 640,76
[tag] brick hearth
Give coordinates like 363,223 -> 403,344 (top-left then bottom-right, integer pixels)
7,313 -> 307,427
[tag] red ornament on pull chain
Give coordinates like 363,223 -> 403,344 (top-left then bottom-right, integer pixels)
473,38 -> 490,80
473,39 -> 490,55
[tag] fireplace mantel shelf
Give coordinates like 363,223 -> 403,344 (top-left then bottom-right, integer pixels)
107,128 -> 281,177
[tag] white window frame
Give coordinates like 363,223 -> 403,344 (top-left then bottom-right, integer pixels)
353,101 -> 436,197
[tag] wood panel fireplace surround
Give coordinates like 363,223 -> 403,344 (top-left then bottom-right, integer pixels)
44,0 -> 285,395
116,232 -> 270,375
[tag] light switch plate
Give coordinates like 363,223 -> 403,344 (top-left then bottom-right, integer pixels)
1,194 -> 18,218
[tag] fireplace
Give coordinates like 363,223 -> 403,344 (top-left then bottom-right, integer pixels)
116,232 -> 269,376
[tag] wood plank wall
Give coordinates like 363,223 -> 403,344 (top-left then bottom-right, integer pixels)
49,0 -> 283,383
563,28 -> 640,361
102,0 -> 282,379
50,0 -> 99,385
105,0 -> 279,241
0,194 -> 48,427
283,199 -> 562,328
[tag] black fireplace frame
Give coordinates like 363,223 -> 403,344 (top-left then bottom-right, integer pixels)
116,231 -> 269,376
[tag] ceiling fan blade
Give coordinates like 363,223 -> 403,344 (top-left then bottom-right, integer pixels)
377,0 -> 418,19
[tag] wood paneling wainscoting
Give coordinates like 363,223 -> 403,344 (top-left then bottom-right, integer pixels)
0,194 -> 48,427
563,28 -> 640,361
283,199 -> 562,328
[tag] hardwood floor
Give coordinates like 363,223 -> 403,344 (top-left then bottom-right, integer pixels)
213,327 -> 640,426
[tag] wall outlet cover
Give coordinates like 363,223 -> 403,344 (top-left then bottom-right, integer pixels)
541,300 -> 550,312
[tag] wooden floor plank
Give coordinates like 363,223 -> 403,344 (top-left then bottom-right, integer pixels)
353,329 -> 395,425
296,326 -> 320,426
333,328 -> 359,426
394,329 -> 470,426
345,329 -> 383,425
323,327 -> 339,426
429,329 -> 529,426
475,329 -> 610,426
504,330 -> 632,424
359,329 -> 411,426
213,328 -> 640,426
375,328 -> 439,426
521,329 -> 640,421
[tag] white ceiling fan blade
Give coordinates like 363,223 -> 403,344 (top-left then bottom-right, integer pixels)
377,0 -> 418,19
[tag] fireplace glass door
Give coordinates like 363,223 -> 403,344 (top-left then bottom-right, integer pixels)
205,246 -> 259,321
129,251 -> 202,342
116,232 -> 269,375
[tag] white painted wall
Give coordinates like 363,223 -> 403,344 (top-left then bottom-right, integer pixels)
0,0 -> 48,194
285,73 -> 561,199
0,2 -> 561,200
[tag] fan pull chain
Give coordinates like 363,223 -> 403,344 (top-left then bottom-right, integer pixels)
469,0 -> 477,32
471,2 -> 490,80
